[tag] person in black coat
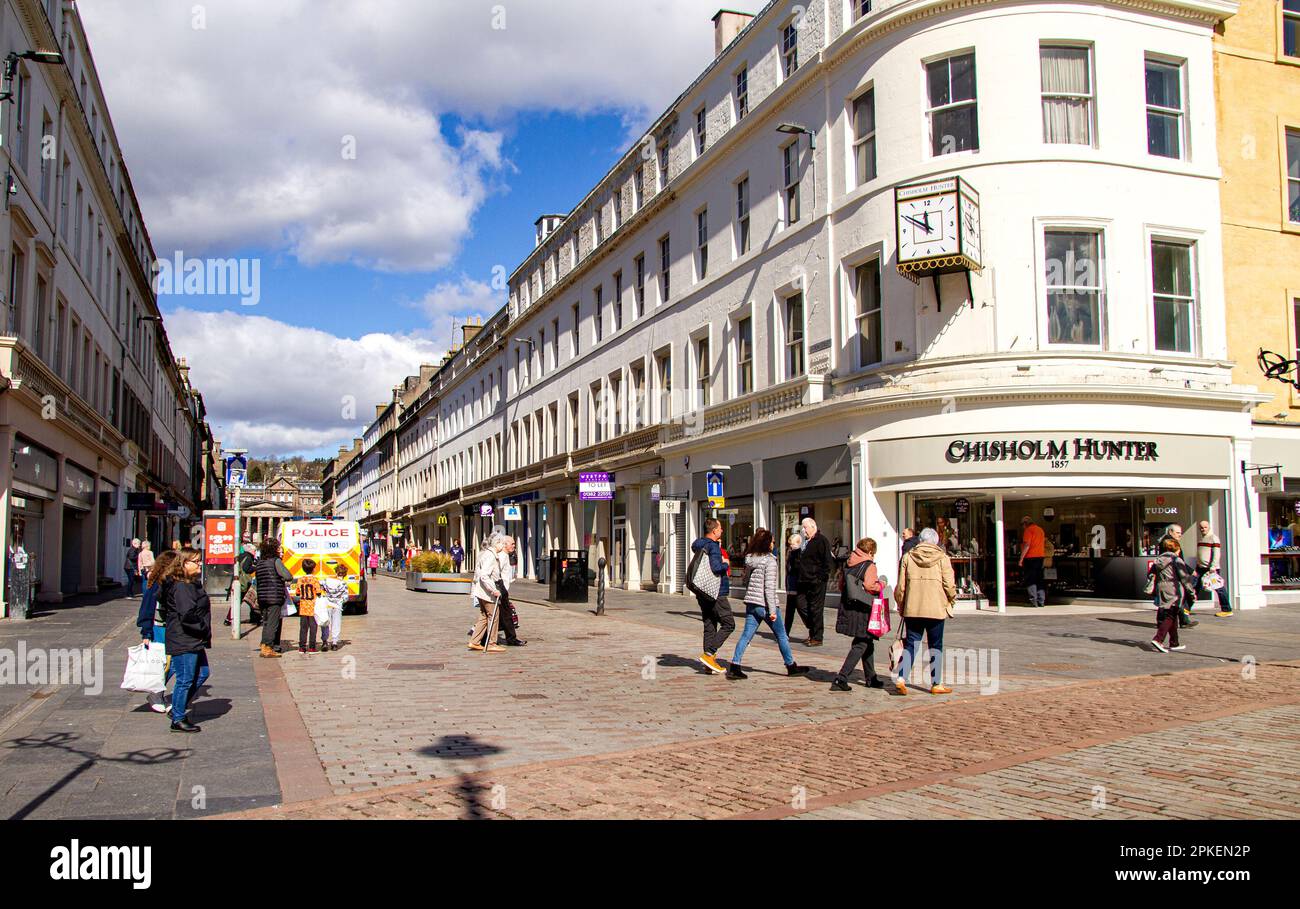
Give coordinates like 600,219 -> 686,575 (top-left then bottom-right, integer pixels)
797,518 -> 833,646
784,533 -> 809,637
161,547 -> 212,733
255,538 -> 293,658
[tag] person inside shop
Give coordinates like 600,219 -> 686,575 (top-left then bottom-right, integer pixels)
798,517 -> 833,647
1019,516 -> 1047,608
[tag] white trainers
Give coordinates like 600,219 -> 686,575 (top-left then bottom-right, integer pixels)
147,691 -> 170,714
1149,639 -> 1169,653
1170,644 -> 1187,652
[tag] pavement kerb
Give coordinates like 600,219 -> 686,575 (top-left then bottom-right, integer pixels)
212,659 -> 1300,820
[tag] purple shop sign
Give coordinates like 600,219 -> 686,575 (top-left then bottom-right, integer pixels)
579,471 -> 614,501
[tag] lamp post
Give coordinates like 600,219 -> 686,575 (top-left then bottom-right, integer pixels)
225,448 -> 248,640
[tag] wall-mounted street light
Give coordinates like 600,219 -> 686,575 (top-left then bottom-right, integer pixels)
776,122 -> 816,150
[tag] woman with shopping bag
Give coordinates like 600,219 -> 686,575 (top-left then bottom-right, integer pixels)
159,547 -> 212,733
830,538 -> 888,692
134,550 -> 180,714
892,527 -> 958,695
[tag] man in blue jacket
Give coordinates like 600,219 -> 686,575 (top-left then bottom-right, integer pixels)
691,518 -> 734,674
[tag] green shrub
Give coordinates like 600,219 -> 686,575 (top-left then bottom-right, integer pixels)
410,552 -> 454,573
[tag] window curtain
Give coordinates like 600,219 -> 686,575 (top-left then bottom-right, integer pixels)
1041,48 -> 1090,144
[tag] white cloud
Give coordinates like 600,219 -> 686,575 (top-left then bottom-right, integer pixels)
167,308 -> 444,457
79,0 -> 719,272
410,276 -> 505,329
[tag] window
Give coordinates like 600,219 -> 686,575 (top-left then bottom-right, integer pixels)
695,107 -> 707,157
736,178 -> 751,256
1041,45 -> 1093,145
1151,240 -> 1196,353
736,317 -> 754,395
571,302 -> 581,356
696,336 -> 712,408
595,209 -> 604,246
568,393 -> 580,450
634,254 -> 646,318
854,260 -> 882,367
613,271 -> 624,331
656,349 -> 673,421
786,294 -> 805,378
696,208 -> 709,280
853,0 -> 873,20
783,143 -> 801,226
594,286 -> 604,342
590,382 -> 604,444
659,236 -> 671,302
1044,230 -> 1104,345
634,166 -> 645,210
74,185 -> 84,262
782,22 -> 799,78
611,372 -> 624,436
1287,128 -> 1299,224
39,113 -> 53,207
552,317 -> 560,365
927,52 -> 979,156
1145,58 -> 1185,160
34,276 -> 48,362
59,157 -> 69,240
632,364 -> 646,429
853,89 -> 877,185
8,246 -> 25,337
612,192 -> 622,231
55,301 -> 66,377
658,143 -> 670,191
736,67 -> 749,121
14,72 -> 29,172
1286,0 -> 1299,58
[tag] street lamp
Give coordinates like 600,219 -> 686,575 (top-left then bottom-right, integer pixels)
776,122 -> 816,150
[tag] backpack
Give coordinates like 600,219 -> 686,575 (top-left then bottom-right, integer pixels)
686,545 -> 721,602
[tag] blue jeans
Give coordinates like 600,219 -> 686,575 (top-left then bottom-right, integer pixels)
730,603 -> 795,667
169,651 -> 210,723
151,624 -> 175,683
898,617 -> 946,686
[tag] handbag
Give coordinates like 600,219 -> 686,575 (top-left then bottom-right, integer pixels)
120,641 -> 167,694
686,547 -> 721,602
888,617 -> 907,675
1201,570 -> 1224,592
867,597 -> 891,639
1143,563 -> 1157,597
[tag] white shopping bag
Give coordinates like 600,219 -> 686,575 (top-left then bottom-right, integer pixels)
283,599 -> 298,618
120,642 -> 167,694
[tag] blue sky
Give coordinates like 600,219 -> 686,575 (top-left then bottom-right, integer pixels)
79,0 -> 725,456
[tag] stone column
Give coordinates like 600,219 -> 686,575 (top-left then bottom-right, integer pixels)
39,455 -> 66,602
0,428 -> 13,617
78,473 -> 100,593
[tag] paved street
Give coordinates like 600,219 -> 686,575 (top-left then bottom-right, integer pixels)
4,575 -> 1299,820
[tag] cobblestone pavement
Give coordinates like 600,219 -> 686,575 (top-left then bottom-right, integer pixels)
223,576 -> 1300,820
274,577 -> 1072,796
232,660 -> 1300,820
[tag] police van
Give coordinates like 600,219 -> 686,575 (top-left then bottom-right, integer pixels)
277,518 -> 368,614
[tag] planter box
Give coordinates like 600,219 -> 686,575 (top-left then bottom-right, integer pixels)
405,571 -> 473,596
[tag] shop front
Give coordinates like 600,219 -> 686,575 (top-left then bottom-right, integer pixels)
764,446 -> 853,596
1245,433 -> 1300,603
870,430 -> 1244,609
10,436 -> 57,603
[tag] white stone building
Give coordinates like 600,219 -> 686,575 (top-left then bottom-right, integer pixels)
352,0 -> 1274,611
0,0 -> 216,613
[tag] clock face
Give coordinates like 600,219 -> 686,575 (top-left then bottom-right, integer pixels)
959,192 -> 981,266
897,192 -> 959,263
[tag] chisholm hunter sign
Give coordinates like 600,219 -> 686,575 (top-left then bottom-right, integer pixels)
946,437 -> 1160,465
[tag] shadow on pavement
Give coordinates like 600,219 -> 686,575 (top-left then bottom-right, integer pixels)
416,734 -> 505,820
3,731 -> 190,820
657,654 -> 713,675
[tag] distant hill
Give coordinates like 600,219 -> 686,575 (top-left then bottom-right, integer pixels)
247,456 -> 328,484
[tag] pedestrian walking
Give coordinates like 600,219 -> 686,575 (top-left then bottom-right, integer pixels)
726,529 -> 809,680
893,527 -> 957,695
1160,523 -> 1198,628
137,550 -> 181,715
469,535 -> 506,652
783,533 -> 808,638
294,559 -> 323,654
224,535 -> 259,627
318,564 -> 349,651
1019,516 -> 1047,607
124,538 -> 142,597
137,540 -> 155,590
830,538 -> 888,692
255,538 -> 293,658
496,536 -> 526,647
1195,520 -> 1232,617
900,527 -> 919,558
368,549 -> 379,578
159,547 -> 212,733
797,517 -> 832,646
689,518 -> 735,674
451,540 -> 465,573
1145,537 -> 1194,652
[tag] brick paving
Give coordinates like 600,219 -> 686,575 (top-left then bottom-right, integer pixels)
270,576 -> 1069,797
221,574 -> 1300,819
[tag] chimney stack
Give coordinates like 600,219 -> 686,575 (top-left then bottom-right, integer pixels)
462,319 -> 484,347
713,9 -> 755,57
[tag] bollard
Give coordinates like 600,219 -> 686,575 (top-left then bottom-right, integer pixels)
597,557 -> 606,616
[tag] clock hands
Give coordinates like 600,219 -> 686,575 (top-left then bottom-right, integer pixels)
903,212 -> 934,235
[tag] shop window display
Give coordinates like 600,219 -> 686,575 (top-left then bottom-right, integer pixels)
1262,495 -> 1300,589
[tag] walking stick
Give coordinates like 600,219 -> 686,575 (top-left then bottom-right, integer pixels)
483,595 -> 501,654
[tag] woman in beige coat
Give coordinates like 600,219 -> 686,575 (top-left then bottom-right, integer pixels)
892,527 -> 957,695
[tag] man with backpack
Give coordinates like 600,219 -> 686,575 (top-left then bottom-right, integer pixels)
689,518 -> 734,674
